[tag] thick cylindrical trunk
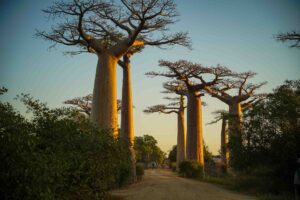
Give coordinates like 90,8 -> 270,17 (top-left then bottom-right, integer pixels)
120,58 -> 136,182
220,118 -> 229,170
186,92 -> 204,167
121,62 -> 134,145
91,53 -> 118,136
228,102 -> 243,167
129,146 -> 137,183
176,107 -> 186,170
228,102 -> 243,141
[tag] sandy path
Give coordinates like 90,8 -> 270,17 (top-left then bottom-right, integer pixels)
110,169 -> 256,200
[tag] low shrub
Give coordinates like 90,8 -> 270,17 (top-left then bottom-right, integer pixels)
170,162 -> 177,172
203,174 -> 294,200
179,160 -> 204,179
136,163 -> 145,181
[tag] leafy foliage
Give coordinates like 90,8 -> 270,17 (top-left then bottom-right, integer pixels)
231,80 -> 300,193
135,163 -> 145,181
168,145 -> 177,162
134,135 -> 166,166
179,160 -> 204,179
0,93 -> 132,200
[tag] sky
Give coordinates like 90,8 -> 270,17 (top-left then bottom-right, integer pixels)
0,0 -> 299,154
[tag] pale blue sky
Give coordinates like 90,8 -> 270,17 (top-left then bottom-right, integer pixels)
0,0 -> 299,154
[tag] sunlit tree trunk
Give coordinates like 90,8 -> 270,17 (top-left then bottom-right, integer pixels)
186,92 -> 205,169
121,57 -> 134,144
120,56 -> 136,182
91,52 -> 118,137
176,96 -> 186,170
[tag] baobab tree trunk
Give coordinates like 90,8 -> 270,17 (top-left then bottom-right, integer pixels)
121,57 -> 134,144
228,102 -> 243,167
91,52 -> 118,137
228,102 -> 243,143
176,99 -> 186,170
220,118 -> 229,172
186,92 -> 205,170
120,56 -> 136,182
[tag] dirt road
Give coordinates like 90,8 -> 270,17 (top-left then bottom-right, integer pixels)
111,169 -> 256,200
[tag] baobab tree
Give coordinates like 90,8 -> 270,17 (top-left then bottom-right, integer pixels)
37,0 -> 190,135
144,95 -> 186,170
117,46 -> 142,145
210,91 -> 266,173
117,48 -> 142,183
208,110 -> 229,171
64,94 -> 121,116
203,72 -> 266,167
147,60 -> 232,173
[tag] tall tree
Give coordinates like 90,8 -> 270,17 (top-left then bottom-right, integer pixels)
144,95 -> 186,170
117,47 -> 142,145
118,53 -> 137,182
37,0 -> 190,135
208,110 -> 229,170
203,72 -> 266,167
147,60 -> 232,173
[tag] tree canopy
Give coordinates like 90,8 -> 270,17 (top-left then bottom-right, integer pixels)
134,134 -> 166,165
37,0 -> 191,56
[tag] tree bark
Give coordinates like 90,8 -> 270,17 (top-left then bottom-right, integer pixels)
228,102 -> 243,141
186,92 -> 204,167
121,59 -> 134,145
91,52 -> 118,137
228,102 -> 243,167
120,56 -> 136,182
176,97 -> 186,170
220,118 -> 229,171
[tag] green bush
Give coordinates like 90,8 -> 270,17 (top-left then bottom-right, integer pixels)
170,162 -> 177,172
0,94 -> 132,200
136,163 -> 145,181
179,160 -> 204,179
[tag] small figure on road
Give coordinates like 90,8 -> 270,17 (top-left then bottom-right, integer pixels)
295,158 -> 300,200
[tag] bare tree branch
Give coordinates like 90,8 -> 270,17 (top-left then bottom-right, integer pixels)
241,93 -> 267,111
162,81 -> 188,96
37,0 -> 191,56
207,109 -> 229,125
147,60 -> 232,94
143,104 -> 178,114
64,94 -> 121,116
275,31 -> 300,48
204,70 -> 267,105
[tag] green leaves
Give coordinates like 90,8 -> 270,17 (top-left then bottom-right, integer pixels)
134,134 -> 166,165
179,160 -> 204,179
0,94 -> 132,200
232,79 -> 300,193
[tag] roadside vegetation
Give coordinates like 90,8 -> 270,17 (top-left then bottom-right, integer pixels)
134,135 -> 166,168
169,80 -> 300,200
0,91 -> 133,200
